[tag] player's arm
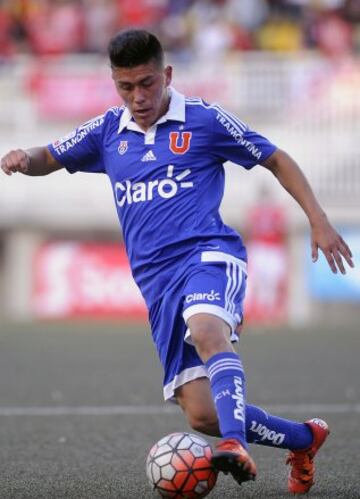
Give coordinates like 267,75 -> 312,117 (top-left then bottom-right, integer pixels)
261,148 -> 354,274
1,147 -> 63,176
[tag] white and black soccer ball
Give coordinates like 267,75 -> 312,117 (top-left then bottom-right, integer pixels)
146,432 -> 218,498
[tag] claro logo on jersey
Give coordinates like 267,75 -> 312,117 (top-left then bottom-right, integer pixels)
115,165 -> 193,207
185,290 -> 221,303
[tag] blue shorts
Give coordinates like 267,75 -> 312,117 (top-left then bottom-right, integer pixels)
148,250 -> 247,401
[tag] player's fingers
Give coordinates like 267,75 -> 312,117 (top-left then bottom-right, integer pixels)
1,155 -> 14,175
1,166 -> 12,175
332,249 -> 346,275
338,237 -> 355,269
311,241 -> 318,263
1,150 -> 29,175
323,248 -> 337,274
339,235 -> 353,258
14,149 -> 30,172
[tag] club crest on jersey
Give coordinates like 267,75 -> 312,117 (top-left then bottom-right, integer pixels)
118,141 -> 128,155
169,131 -> 192,155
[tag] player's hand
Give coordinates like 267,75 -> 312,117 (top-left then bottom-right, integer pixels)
311,217 -> 354,274
1,149 -> 30,176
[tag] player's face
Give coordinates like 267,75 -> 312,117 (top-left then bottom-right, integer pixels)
112,61 -> 172,131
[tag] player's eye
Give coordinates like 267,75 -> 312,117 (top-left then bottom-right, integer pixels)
118,83 -> 132,91
141,79 -> 154,88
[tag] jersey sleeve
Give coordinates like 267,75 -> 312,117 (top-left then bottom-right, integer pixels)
47,114 -> 106,174
210,104 -> 277,169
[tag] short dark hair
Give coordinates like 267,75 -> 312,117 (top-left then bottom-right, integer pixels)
108,29 -> 164,69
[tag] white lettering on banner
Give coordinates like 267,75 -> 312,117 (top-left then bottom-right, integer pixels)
185,290 -> 221,303
249,421 -> 285,445
53,116 -> 105,154
115,165 -> 193,207
32,243 -> 146,319
216,113 -> 262,160
232,376 -> 245,422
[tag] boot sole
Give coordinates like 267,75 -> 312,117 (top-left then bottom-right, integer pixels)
212,452 -> 256,484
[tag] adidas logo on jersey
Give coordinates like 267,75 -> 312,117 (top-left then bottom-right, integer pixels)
141,150 -> 157,162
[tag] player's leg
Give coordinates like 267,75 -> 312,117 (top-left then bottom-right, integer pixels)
150,251 -> 328,493
181,255 -> 256,484
175,375 -> 321,451
175,369 -> 329,494
185,312 -> 256,484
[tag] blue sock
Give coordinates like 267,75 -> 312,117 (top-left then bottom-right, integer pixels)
206,352 -> 247,448
245,404 -> 313,450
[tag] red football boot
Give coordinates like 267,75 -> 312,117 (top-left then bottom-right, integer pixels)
212,438 -> 257,485
286,418 -> 330,494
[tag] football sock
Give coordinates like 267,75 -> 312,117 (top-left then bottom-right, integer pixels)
245,404 -> 313,450
206,352 -> 248,448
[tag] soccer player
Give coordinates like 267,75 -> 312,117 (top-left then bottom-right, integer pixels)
1,30 -> 354,494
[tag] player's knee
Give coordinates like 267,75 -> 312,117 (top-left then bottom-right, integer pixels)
189,316 -> 232,361
187,410 -> 219,436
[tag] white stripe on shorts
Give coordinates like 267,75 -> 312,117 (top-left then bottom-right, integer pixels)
201,251 -> 247,274
226,262 -> 241,316
202,251 -> 246,318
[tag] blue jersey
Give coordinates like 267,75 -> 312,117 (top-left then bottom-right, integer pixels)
48,88 -> 277,307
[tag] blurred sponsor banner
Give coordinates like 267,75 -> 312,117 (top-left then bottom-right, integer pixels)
28,71 -> 119,120
27,67 -> 233,120
32,237 -> 289,322
32,242 -> 147,319
307,229 -> 360,301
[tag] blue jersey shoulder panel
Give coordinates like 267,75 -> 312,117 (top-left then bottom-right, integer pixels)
47,106 -> 125,174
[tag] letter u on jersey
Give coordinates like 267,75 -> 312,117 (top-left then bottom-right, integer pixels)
169,131 -> 192,154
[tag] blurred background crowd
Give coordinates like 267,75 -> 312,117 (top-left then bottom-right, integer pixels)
0,0 -> 359,61
0,0 -> 359,325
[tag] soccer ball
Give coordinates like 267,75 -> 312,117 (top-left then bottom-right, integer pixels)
146,432 -> 218,498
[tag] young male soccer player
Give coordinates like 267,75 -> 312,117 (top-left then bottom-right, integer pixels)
1,30 -> 354,494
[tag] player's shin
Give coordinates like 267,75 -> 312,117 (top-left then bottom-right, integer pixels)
205,351 -> 247,447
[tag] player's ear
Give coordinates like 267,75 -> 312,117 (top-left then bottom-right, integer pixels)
164,65 -> 172,87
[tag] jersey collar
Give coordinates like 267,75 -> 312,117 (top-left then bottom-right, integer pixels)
117,87 -> 185,134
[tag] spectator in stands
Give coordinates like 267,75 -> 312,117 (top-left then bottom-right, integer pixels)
0,0 -> 16,59
0,0 -> 358,57
82,0 -> 118,53
24,0 -> 86,55
256,8 -> 304,52
116,0 -> 167,30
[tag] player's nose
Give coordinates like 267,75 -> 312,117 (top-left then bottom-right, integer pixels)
133,87 -> 146,105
